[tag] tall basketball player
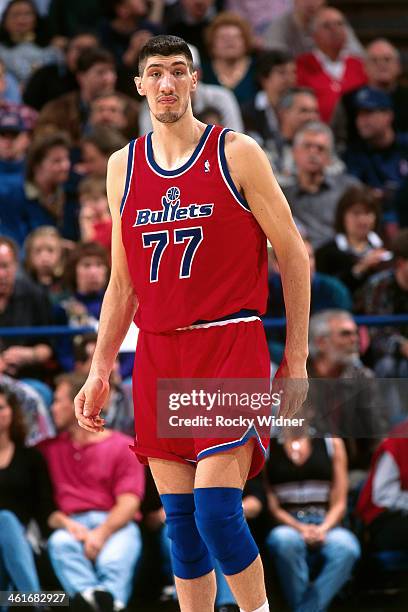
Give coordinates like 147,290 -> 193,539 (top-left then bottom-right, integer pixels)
75,36 -> 310,612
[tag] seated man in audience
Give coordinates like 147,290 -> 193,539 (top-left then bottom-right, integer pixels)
263,0 -> 363,58
307,310 -> 387,472
332,38 -> 408,149
242,49 -> 296,158
38,372 -> 144,612
344,87 -> 408,222
357,424 -> 408,559
265,428 -> 360,612
359,229 -> 408,379
87,93 -> 128,138
296,6 -> 366,123
282,121 -> 359,249
0,236 -> 54,383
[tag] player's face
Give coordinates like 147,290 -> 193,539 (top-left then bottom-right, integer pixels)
135,55 -> 197,124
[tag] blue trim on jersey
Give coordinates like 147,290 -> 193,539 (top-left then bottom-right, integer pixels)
146,124 -> 212,177
197,426 -> 267,461
218,129 -> 251,211
192,309 -> 259,325
120,139 -> 136,216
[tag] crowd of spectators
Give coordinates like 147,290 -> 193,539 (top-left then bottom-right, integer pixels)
0,1 -> 407,611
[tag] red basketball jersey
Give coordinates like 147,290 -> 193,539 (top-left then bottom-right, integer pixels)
120,124 -> 268,333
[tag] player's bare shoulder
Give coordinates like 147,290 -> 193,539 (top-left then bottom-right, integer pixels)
224,130 -> 271,190
106,144 -> 132,213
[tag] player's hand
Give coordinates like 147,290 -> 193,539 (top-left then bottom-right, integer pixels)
273,358 -> 309,419
83,527 -> 107,560
74,375 -> 109,433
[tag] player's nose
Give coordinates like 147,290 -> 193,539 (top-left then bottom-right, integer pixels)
159,73 -> 175,92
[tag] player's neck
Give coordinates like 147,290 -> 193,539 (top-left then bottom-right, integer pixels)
150,115 -> 207,171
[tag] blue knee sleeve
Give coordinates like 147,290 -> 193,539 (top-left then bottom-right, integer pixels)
194,487 -> 259,575
160,493 -> 214,580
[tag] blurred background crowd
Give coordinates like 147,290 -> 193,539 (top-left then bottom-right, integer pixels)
0,1 -> 407,611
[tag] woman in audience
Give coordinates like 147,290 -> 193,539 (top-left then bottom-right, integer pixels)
24,225 -> 65,300
315,186 -> 391,297
0,384 -> 55,593
265,429 -> 361,612
60,241 -> 110,328
202,11 -> 257,106
0,0 -> 59,84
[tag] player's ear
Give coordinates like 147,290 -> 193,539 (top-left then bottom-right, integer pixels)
135,76 -> 145,96
191,69 -> 198,92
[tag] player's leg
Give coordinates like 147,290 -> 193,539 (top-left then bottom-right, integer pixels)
148,458 -> 216,612
194,440 -> 269,612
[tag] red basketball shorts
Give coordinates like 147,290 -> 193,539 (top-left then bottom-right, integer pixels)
129,319 -> 271,479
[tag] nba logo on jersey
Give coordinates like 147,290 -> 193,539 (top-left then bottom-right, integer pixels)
204,160 -> 210,173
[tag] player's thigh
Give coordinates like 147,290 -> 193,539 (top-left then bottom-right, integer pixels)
194,439 -> 255,489
148,457 -> 196,494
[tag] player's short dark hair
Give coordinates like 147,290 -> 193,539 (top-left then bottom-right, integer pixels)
391,228 -> 408,260
256,49 -> 294,81
137,35 -> 193,76
76,47 -> 115,74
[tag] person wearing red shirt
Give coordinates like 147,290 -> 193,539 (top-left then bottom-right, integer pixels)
296,6 -> 366,123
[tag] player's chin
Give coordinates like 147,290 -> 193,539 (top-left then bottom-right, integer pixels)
155,111 -> 182,123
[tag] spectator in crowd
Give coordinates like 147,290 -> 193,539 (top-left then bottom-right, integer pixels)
282,121 -> 359,249
359,229 -> 408,379
0,0 -> 60,85
78,176 -> 112,251
356,427 -> 408,558
88,93 -> 128,136
344,87 -> 408,222
0,51 -> 21,103
167,0 -> 217,61
23,225 -> 64,299
296,6 -> 367,123
332,39 -> 408,149
265,430 -> 361,612
35,47 -> 121,145
138,43 -> 244,133
20,132 -> 78,243
98,0 -> 160,68
315,186 -> 391,297
0,108 -> 31,176
0,373 -> 55,443
0,236 -> 54,382
60,241 -> 110,328
226,0 -> 292,37
47,0 -> 102,39
202,11 -> 257,106
242,50 -> 296,159
266,237 -> 352,362
79,126 -> 127,179
39,372 -> 144,612
307,310 -> 387,470
23,31 -> 98,111
263,0 -> 363,59
0,384 -> 56,594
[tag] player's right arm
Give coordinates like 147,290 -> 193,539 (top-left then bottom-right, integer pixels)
74,146 -> 139,432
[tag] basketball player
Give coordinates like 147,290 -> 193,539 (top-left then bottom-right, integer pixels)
75,36 -> 310,612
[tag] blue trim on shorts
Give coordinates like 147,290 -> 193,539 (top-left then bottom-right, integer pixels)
197,426 -> 267,461
192,309 -> 259,325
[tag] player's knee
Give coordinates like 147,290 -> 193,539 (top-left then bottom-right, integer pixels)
160,493 -> 213,580
194,487 -> 259,575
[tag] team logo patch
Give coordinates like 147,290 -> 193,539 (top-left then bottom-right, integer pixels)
133,186 -> 214,226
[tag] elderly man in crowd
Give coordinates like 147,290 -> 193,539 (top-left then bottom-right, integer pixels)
282,121 -> 359,249
296,6 -> 367,122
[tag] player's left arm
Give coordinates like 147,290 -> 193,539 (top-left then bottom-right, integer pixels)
225,132 -> 310,375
